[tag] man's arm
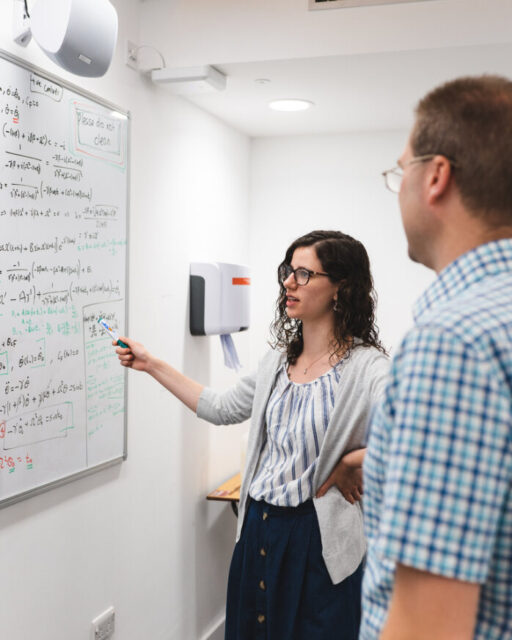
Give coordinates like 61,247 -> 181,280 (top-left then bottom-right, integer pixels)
380,564 -> 480,640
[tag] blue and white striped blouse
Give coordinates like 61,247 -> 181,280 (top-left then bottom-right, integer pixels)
249,360 -> 344,507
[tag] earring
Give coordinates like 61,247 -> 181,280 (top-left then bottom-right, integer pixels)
333,299 -> 340,312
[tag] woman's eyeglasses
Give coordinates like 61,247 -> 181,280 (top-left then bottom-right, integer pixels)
278,263 -> 331,286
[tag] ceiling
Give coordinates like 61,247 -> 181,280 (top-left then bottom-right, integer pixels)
137,0 -> 512,137
164,42 -> 512,137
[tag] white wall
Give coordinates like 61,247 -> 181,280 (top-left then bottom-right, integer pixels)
248,131 -> 436,358
0,2 -> 250,639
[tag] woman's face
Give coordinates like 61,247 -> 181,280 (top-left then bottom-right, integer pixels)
282,246 -> 339,323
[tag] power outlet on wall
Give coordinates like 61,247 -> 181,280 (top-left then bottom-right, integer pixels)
91,606 -> 115,640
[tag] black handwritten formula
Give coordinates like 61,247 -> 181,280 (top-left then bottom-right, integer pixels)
0,53 -> 128,505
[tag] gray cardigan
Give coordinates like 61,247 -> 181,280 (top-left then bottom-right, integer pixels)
197,345 -> 389,584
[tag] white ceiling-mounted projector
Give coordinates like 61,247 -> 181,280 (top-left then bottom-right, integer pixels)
13,0 -> 118,78
151,66 -> 227,95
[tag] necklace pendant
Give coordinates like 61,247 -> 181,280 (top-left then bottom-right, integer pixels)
303,368 -> 308,374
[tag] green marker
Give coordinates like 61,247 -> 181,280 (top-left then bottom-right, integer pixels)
98,317 -> 130,349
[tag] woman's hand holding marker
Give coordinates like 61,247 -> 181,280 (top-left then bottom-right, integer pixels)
97,317 -> 130,348
114,338 -> 153,373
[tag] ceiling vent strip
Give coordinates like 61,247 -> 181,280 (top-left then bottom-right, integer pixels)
309,0 -> 435,9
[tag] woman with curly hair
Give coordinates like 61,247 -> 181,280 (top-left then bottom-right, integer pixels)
114,230 -> 389,640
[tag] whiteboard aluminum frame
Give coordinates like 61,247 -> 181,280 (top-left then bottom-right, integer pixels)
0,47 -> 130,509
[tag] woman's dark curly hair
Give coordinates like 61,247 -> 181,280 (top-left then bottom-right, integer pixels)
270,230 -> 386,364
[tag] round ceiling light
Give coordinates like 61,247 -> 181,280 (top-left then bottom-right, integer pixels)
268,99 -> 314,112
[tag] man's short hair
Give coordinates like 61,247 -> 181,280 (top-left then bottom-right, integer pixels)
412,75 -> 512,224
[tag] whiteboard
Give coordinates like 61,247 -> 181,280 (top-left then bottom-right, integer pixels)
0,50 -> 129,508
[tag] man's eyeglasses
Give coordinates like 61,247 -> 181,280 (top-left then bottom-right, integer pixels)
278,263 -> 331,286
382,154 -> 457,193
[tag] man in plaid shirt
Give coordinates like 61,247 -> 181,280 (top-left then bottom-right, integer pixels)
361,76 -> 512,639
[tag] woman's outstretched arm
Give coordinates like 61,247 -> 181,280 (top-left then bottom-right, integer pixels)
115,337 -> 203,413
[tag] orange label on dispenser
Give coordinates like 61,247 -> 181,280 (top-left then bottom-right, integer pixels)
232,277 -> 251,285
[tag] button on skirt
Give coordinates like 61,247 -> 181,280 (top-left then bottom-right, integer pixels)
225,498 -> 363,640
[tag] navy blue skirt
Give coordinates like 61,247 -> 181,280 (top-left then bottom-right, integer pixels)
225,499 -> 363,640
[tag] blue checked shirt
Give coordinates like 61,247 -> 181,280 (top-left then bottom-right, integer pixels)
361,239 -> 512,640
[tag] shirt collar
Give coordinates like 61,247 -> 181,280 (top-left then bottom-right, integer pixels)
413,238 -> 512,321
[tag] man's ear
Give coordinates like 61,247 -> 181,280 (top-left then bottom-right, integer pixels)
426,155 -> 453,205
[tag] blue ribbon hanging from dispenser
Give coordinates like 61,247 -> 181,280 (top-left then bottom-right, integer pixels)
220,334 -> 242,372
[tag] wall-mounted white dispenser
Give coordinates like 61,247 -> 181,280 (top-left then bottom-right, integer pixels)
190,262 -> 250,336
